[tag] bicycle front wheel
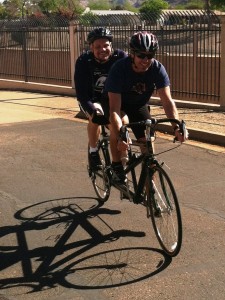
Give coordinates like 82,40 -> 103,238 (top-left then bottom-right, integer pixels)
89,144 -> 111,202
147,165 -> 182,257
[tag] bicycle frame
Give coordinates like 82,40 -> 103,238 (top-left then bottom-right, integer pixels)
96,120 -> 166,202
99,125 -> 111,165
114,120 -> 157,204
91,118 -> 185,256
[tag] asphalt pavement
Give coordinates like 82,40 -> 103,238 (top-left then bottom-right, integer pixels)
0,90 -> 225,300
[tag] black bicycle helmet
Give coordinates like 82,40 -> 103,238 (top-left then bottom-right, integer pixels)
130,31 -> 159,53
87,27 -> 113,44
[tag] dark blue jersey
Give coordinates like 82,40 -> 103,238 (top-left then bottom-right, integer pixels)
74,49 -> 127,115
105,56 -> 170,107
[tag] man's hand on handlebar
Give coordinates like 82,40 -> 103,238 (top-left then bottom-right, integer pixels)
174,130 -> 186,143
92,109 -> 109,125
174,120 -> 189,143
117,126 -> 132,151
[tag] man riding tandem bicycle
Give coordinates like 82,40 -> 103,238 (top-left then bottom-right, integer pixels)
86,31 -> 189,257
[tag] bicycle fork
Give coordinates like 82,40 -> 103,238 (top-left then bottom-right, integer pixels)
133,159 -> 148,204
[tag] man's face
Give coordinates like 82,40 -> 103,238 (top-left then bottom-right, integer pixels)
90,38 -> 112,62
131,52 -> 154,73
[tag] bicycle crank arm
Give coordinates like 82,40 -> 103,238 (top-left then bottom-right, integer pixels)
112,182 -> 134,202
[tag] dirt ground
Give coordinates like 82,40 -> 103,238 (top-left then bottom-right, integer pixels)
150,105 -> 225,135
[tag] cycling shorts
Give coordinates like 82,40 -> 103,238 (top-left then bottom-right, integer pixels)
79,96 -> 110,119
121,103 -> 151,139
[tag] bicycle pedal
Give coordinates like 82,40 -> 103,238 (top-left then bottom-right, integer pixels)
112,179 -> 127,187
133,198 -> 141,204
87,165 -> 93,177
154,209 -> 162,218
133,194 -> 147,205
120,192 -> 130,200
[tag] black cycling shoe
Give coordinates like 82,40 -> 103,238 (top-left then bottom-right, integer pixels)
111,162 -> 127,185
133,192 -> 147,205
88,151 -> 102,171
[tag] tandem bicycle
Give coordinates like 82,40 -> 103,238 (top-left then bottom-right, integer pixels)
88,118 -> 188,257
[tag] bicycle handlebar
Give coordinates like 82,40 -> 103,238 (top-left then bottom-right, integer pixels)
123,118 -> 181,127
120,118 -> 188,140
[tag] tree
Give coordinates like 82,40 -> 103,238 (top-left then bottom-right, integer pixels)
37,0 -> 83,16
88,0 -> 111,10
184,1 -> 205,10
111,0 -> 138,12
139,0 -> 169,25
178,0 -> 225,11
2,0 -> 24,18
210,0 -> 225,11
139,0 -> 169,15
210,0 -> 225,7
0,3 -> 8,18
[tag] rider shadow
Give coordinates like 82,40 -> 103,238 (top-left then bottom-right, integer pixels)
0,196 -> 172,293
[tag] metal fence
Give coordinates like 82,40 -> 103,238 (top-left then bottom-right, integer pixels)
73,10 -> 221,104
0,11 -> 221,104
0,16 -> 71,86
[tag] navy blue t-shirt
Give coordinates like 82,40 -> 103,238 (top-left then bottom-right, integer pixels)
74,49 -> 127,115
105,56 -> 170,108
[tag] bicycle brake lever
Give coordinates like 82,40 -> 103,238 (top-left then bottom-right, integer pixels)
180,120 -> 189,140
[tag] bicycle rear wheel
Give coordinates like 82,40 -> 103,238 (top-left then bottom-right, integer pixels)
147,165 -> 182,257
89,144 -> 111,202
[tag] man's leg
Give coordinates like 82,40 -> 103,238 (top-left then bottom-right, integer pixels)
88,118 -> 101,149
87,103 -> 104,170
109,114 -> 129,184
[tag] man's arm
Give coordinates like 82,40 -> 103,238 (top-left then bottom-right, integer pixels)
158,86 -> 185,142
74,56 -> 96,116
108,92 -> 128,160
109,92 -> 123,136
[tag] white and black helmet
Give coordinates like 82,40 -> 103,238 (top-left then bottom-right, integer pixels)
87,27 -> 113,44
130,31 -> 159,53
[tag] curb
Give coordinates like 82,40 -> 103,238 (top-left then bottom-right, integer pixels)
75,112 -> 225,147
156,124 -> 225,147
150,98 -> 225,112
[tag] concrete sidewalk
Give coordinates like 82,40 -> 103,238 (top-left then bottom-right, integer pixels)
0,90 -> 224,148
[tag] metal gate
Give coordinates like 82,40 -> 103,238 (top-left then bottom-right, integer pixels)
0,11 -> 221,103
0,16 -> 71,86
73,10 -> 221,104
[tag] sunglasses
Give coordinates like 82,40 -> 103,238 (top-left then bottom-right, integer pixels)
135,52 -> 154,59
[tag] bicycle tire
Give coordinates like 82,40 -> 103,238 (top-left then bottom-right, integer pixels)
147,165 -> 182,257
88,143 -> 111,202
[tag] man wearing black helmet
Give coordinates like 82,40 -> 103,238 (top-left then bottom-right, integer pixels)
74,27 -> 127,171
105,31 -> 188,184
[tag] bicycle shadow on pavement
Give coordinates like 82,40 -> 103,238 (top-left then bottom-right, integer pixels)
0,196 -> 172,294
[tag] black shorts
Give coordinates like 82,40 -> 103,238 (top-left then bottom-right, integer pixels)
121,103 -> 151,139
79,96 -> 110,120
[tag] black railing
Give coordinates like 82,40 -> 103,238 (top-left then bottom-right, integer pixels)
0,11 -> 221,103
0,17 -> 71,86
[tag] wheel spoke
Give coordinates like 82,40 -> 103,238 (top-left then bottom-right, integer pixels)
148,166 -> 182,256
89,143 -> 111,202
